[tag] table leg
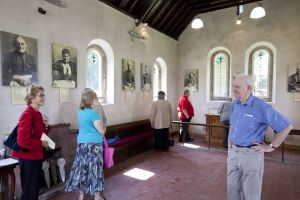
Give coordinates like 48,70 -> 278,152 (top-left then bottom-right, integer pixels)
8,169 -> 15,200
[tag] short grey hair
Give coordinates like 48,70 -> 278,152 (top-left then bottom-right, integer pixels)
158,91 -> 165,99
183,89 -> 190,95
24,85 -> 44,105
233,73 -> 254,88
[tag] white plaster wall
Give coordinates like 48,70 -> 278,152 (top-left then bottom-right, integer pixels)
0,0 -> 178,141
178,0 -> 300,143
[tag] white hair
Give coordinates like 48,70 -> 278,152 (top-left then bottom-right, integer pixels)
233,73 -> 254,88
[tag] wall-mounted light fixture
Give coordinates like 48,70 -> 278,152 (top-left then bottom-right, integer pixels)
129,30 -> 146,41
236,5 -> 243,25
129,18 -> 146,41
250,3 -> 266,19
191,15 -> 203,29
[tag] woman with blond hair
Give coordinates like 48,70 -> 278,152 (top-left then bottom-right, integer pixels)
65,88 -> 106,200
13,85 -> 50,200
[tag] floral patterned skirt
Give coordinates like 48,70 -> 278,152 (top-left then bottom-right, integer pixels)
65,143 -> 104,195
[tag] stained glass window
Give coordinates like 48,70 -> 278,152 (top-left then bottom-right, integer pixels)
249,47 -> 273,101
86,48 -> 105,102
210,51 -> 230,100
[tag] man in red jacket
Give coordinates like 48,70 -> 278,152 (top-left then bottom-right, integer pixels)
177,90 -> 194,142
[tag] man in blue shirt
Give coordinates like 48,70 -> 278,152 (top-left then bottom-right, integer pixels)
227,74 -> 292,200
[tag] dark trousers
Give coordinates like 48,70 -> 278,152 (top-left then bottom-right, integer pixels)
179,117 -> 192,142
221,120 -> 230,147
19,159 -> 43,200
154,128 -> 169,151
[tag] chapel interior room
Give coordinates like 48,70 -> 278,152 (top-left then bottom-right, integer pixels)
0,0 -> 299,199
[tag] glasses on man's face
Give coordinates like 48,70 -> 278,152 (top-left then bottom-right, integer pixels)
38,94 -> 45,98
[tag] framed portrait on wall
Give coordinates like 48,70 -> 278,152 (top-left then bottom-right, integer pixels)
52,43 -> 77,88
1,31 -> 38,86
122,58 -> 135,91
141,63 -> 151,91
288,64 -> 300,92
184,69 -> 198,92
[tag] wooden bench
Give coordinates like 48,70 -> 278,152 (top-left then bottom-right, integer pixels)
105,119 -> 154,164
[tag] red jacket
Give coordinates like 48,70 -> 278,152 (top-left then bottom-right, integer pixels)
177,95 -> 194,120
12,105 -> 49,160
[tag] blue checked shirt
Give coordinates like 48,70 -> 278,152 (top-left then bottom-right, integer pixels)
229,95 -> 291,147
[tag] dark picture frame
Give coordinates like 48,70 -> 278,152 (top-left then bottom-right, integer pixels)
184,69 -> 198,92
122,58 -> 135,91
1,31 -> 38,86
52,43 -> 77,88
141,63 -> 152,91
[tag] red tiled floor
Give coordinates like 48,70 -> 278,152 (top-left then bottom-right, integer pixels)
49,137 -> 300,200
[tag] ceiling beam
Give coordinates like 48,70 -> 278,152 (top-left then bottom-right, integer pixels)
137,0 -> 160,25
190,0 -> 263,13
151,0 -> 174,26
157,0 -> 184,29
158,0 -> 205,30
144,0 -> 164,22
128,0 -> 139,13
169,8 -> 196,37
162,0 -> 202,32
173,0 -> 263,39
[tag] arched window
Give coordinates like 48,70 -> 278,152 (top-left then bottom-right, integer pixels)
153,61 -> 161,100
86,46 -> 106,103
210,50 -> 230,101
86,39 -> 114,104
153,58 -> 167,101
248,47 -> 273,102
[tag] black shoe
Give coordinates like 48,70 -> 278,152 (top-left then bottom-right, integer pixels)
185,138 -> 194,142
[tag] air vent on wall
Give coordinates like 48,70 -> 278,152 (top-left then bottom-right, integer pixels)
44,0 -> 66,8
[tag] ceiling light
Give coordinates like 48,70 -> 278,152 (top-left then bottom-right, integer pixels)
250,4 -> 266,19
236,18 -> 242,25
191,17 -> 203,29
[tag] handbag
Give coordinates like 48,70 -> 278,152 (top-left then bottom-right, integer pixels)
168,125 -> 175,146
4,125 -> 29,152
103,137 -> 114,169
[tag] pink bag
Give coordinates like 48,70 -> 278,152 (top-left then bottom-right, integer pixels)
103,137 -> 114,169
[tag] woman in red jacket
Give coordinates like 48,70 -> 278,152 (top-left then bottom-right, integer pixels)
12,85 -> 50,200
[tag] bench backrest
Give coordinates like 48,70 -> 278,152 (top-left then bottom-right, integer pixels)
106,119 -> 152,139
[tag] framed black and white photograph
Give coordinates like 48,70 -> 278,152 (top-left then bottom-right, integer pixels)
184,69 -> 198,92
122,58 -> 135,91
1,31 -> 38,86
288,64 -> 300,93
52,43 -> 77,88
141,63 -> 151,91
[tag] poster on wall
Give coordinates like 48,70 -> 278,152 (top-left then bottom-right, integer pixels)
1,31 -> 38,87
11,87 -> 26,104
184,69 -> 198,92
52,43 -> 77,88
59,88 -> 70,103
288,64 -> 300,92
141,63 -> 151,91
122,58 -> 135,91
295,93 -> 300,102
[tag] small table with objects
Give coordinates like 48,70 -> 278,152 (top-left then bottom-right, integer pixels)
0,157 -> 19,200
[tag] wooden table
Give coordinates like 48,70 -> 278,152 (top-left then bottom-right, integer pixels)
0,158 -> 19,200
205,114 -> 224,146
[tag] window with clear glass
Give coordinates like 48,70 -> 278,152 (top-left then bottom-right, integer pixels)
153,62 -> 162,101
86,47 -> 106,103
210,51 -> 230,100
249,47 -> 273,101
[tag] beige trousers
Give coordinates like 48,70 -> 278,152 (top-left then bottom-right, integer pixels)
227,145 -> 264,200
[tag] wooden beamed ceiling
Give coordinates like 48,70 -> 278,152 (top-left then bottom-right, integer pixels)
98,0 -> 263,40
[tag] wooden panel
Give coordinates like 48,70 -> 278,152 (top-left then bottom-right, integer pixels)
205,114 -> 223,146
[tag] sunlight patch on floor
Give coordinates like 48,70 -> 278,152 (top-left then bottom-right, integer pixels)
123,168 -> 155,180
179,143 -> 201,149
